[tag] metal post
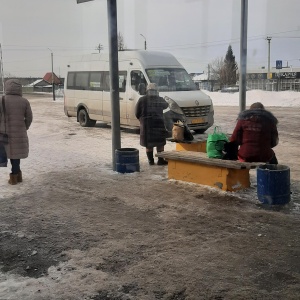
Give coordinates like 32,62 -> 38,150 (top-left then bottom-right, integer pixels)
140,34 -> 147,50
48,48 -> 55,101
51,52 -> 55,101
239,0 -> 248,112
107,0 -> 121,171
0,43 -> 5,94
266,37 -> 272,78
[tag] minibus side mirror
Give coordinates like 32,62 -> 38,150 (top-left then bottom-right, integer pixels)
138,83 -> 146,95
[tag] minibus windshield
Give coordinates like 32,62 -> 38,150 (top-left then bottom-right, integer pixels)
146,68 -> 197,92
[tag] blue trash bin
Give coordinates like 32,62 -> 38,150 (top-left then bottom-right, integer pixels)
115,148 -> 140,174
257,164 -> 290,205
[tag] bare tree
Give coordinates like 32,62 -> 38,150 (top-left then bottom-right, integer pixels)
210,57 -> 225,82
118,32 -> 127,51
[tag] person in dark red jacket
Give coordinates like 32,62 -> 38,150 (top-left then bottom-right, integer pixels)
135,83 -> 169,165
230,102 -> 278,164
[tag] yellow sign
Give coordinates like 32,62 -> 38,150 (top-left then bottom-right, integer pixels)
191,118 -> 205,124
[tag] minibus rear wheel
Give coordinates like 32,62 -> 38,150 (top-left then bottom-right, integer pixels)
78,109 -> 96,127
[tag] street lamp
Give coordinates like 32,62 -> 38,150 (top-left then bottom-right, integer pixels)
266,36 -> 272,78
47,48 -> 55,101
140,34 -> 147,50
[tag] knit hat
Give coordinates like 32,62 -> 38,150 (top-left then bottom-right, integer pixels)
146,83 -> 158,91
250,102 -> 265,109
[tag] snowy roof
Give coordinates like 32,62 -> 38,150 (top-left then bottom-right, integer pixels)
193,73 -> 208,81
25,79 -> 44,87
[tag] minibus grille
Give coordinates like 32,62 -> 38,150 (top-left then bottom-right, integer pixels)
181,105 -> 211,118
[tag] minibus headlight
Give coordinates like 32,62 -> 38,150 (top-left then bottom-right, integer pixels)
164,96 -> 184,115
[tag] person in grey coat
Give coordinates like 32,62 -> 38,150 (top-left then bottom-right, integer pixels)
0,79 -> 33,185
135,83 -> 168,165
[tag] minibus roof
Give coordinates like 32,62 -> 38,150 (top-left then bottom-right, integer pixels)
69,50 -> 183,68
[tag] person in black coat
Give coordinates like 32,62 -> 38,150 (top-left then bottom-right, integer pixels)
135,83 -> 169,165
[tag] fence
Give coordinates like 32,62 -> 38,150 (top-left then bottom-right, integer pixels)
196,79 -> 300,92
247,79 -> 300,92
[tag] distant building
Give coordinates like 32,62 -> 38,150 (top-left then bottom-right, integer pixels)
43,72 -> 62,85
18,73 -> 64,93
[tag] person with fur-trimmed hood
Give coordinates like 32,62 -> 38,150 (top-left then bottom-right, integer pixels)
135,83 -> 169,165
0,79 -> 33,184
230,102 -> 278,164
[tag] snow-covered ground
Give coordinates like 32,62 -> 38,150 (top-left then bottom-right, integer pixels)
0,90 -> 299,299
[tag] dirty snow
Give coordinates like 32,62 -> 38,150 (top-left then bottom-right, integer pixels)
0,90 -> 299,300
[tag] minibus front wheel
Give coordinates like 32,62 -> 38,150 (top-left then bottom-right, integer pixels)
78,108 -> 96,127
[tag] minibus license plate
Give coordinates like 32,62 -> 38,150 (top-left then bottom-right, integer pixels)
191,118 -> 205,124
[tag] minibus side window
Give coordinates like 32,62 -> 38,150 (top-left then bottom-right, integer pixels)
103,72 -> 110,91
75,72 -> 89,90
130,71 -> 146,91
67,72 -> 76,89
119,71 -> 127,92
89,72 -> 102,91
103,71 -> 127,92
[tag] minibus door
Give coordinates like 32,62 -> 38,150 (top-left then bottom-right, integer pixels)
118,71 -> 127,125
102,70 -> 127,125
127,70 -> 147,127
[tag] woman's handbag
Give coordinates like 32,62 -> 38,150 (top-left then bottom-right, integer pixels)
0,96 -> 8,144
206,126 -> 229,158
0,143 -> 7,167
172,123 -> 185,142
172,121 -> 194,142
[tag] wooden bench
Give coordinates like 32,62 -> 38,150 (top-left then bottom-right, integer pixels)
156,151 -> 263,192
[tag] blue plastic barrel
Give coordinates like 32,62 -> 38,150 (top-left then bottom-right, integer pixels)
257,164 -> 290,205
115,148 -> 140,174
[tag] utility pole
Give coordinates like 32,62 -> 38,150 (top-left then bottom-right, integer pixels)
96,43 -> 103,53
47,48 -> 55,101
77,0 -> 121,171
266,36 -> 272,79
239,0 -> 248,112
0,43 -> 4,94
140,34 -> 147,50
207,64 -> 210,91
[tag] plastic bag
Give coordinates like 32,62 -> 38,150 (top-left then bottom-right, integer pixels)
206,126 -> 229,158
0,143 -> 7,167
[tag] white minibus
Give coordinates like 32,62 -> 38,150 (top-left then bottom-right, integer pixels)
64,50 -> 214,134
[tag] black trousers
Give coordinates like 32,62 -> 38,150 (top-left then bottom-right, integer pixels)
10,159 -> 20,174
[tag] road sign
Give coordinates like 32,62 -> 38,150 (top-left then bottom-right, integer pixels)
276,60 -> 282,69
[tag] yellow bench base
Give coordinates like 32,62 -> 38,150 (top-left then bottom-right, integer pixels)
156,151 -> 261,192
168,160 -> 250,191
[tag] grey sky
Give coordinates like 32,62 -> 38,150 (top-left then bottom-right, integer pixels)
0,0 -> 299,77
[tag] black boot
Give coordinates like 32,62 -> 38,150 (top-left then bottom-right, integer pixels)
146,151 -> 155,165
157,157 -> 168,166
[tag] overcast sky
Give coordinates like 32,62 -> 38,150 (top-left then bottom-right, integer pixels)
0,0 -> 299,78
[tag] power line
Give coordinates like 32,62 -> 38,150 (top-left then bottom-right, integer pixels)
1,29 -> 298,52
